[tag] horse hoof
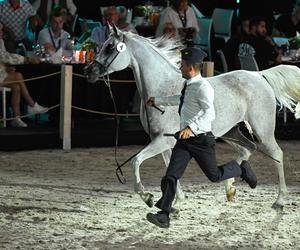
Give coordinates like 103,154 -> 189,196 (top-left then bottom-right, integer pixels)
226,187 -> 236,201
272,202 -> 284,210
144,193 -> 154,207
170,207 -> 180,217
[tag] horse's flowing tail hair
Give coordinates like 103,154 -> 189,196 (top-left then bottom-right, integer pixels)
260,65 -> 300,119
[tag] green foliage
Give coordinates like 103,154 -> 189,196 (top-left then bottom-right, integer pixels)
135,5 -> 147,17
289,36 -> 300,49
81,39 -> 97,51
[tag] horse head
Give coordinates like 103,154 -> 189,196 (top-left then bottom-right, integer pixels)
84,24 -> 131,83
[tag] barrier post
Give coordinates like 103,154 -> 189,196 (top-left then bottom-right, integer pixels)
59,65 -> 72,150
202,61 -> 214,77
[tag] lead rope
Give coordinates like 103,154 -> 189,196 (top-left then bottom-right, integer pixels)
102,72 -> 153,184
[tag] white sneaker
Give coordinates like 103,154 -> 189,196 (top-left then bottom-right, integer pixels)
27,102 -> 48,115
10,117 -> 28,127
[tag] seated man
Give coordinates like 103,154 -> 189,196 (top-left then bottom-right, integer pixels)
0,0 -> 40,51
32,0 -> 77,35
0,22 -> 47,127
273,1 -> 300,38
239,16 -> 281,70
91,6 -> 137,48
37,6 -> 73,54
223,16 -> 250,71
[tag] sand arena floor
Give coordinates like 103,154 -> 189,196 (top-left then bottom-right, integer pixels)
0,141 -> 299,249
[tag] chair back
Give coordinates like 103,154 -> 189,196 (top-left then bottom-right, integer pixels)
71,14 -> 79,35
191,3 -> 204,19
212,8 -> 234,42
193,17 -> 213,60
239,55 -> 259,71
216,50 -> 228,73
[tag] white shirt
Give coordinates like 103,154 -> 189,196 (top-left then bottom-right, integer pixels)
155,6 -> 199,39
32,0 -> 77,16
38,27 -> 72,51
156,73 -> 215,134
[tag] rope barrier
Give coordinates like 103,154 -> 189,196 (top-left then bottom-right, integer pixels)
3,72 -> 61,85
72,72 -> 136,83
0,104 -> 60,122
72,105 -> 139,117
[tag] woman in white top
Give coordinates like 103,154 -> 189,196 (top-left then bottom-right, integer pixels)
0,22 -> 47,127
155,0 -> 199,43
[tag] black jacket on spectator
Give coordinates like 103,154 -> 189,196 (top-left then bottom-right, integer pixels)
274,13 -> 300,38
240,34 -> 279,70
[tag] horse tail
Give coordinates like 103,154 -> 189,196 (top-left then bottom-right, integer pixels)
260,65 -> 300,119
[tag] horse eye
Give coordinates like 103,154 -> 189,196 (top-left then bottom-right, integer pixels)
104,43 -> 114,55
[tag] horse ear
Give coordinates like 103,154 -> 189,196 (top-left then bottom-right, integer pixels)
112,23 -> 119,36
107,23 -> 114,35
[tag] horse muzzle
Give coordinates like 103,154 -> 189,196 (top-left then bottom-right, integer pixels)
84,62 -> 106,83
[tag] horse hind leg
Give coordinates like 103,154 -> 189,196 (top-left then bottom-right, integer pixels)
222,126 -> 254,201
258,137 -> 286,209
248,111 -> 287,209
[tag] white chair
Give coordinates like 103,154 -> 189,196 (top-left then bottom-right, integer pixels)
0,87 -> 11,128
194,17 -> 213,60
238,55 -> 259,71
212,8 -> 234,43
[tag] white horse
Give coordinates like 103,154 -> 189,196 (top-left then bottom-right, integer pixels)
85,26 -> 300,209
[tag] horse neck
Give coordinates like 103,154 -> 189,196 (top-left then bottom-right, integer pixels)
129,41 -> 182,100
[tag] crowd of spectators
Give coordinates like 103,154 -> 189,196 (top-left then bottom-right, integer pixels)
0,0 -> 299,127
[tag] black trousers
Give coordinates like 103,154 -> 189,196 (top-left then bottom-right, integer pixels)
155,132 -> 242,213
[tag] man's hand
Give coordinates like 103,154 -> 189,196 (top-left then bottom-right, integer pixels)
179,126 -> 193,139
146,97 -> 155,106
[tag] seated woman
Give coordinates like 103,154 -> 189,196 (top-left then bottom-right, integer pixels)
0,22 -> 47,128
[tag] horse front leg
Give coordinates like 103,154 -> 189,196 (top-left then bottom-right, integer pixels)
131,136 -> 174,207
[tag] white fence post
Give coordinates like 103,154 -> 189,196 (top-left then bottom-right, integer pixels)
59,65 -> 72,150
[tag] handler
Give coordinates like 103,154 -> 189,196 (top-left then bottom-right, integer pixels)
146,47 -> 257,228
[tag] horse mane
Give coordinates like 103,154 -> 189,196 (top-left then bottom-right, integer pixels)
124,31 -> 184,71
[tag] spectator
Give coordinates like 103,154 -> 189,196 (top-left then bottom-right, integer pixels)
162,22 -> 177,38
155,0 -> 199,46
0,22 -> 47,127
91,6 -> 136,48
223,16 -> 250,71
37,6 -> 73,54
32,0 -> 77,34
239,16 -> 282,70
273,1 -> 300,38
0,0 -> 40,51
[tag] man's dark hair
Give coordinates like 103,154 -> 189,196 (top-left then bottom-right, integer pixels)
249,16 -> 265,29
170,0 -> 191,10
50,6 -> 66,20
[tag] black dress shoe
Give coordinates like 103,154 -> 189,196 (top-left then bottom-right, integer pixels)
240,161 -> 257,189
146,211 -> 170,228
